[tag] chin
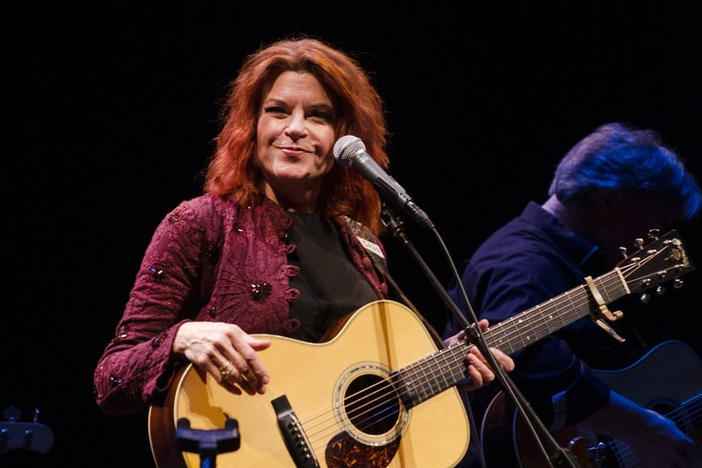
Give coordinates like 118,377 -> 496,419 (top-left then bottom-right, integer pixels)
277,172 -> 313,182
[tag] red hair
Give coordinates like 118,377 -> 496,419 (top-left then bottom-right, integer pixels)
205,37 -> 388,233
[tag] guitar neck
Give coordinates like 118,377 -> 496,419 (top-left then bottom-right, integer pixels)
394,268 -> 629,407
673,394 -> 702,436
483,268 -> 629,354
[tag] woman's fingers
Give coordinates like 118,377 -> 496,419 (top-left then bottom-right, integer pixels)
478,319 -> 490,332
490,347 -> 515,372
444,319 -> 516,390
466,353 -> 490,388
174,321 -> 271,394
223,332 -> 271,395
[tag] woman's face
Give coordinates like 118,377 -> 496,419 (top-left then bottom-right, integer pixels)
255,71 -> 337,210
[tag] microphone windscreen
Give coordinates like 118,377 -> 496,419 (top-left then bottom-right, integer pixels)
333,135 -> 366,163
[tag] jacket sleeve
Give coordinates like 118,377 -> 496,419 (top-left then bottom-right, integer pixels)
93,198 -> 217,414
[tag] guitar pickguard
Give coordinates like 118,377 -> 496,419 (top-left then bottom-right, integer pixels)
325,431 -> 401,468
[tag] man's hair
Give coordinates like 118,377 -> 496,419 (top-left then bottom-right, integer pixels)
548,122 -> 701,220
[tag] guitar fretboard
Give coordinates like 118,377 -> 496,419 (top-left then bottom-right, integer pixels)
394,270 -> 629,407
676,394 -> 702,436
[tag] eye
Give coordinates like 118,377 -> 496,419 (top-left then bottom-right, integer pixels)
264,106 -> 288,116
308,110 -> 334,123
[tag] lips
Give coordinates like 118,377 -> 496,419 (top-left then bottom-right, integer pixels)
276,145 -> 314,157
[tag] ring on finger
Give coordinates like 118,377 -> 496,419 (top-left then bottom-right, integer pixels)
219,361 -> 234,381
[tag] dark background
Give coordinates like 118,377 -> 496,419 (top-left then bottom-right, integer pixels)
8,2 -> 702,466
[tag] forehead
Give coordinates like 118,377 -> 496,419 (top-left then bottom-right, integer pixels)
262,71 -> 332,104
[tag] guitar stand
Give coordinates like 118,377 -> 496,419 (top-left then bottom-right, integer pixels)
175,418 -> 240,468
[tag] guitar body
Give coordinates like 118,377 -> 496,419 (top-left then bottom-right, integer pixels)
482,340 -> 702,467
593,339 -> 702,409
149,300 -> 470,468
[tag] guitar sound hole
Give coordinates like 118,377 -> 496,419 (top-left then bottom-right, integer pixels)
343,374 -> 400,436
650,402 -> 675,414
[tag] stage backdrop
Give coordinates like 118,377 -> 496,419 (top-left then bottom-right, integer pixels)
9,2 -> 701,466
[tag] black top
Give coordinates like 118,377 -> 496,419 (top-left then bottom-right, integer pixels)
286,212 -> 379,342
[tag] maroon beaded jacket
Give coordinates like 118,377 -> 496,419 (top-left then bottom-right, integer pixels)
94,193 -> 388,414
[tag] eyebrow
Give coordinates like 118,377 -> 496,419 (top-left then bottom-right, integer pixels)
262,98 -> 335,113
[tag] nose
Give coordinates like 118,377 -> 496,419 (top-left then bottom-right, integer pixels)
284,111 -> 308,140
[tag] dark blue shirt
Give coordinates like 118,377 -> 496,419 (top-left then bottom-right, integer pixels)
447,202 -> 627,431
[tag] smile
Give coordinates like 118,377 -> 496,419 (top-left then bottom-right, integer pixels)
276,146 -> 314,157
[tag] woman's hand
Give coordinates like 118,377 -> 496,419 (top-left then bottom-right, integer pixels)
444,319 -> 515,391
173,321 -> 271,395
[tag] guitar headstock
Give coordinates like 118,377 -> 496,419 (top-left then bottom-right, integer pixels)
618,230 -> 694,296
0,407 -> 54,455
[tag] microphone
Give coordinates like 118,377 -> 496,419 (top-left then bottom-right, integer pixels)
333,135 -> 434,230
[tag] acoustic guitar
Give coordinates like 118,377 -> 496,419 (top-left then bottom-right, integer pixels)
482,340 -> 702,467
149,230 -> 692,467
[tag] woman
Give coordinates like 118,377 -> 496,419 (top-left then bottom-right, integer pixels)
93,37 -> 512,418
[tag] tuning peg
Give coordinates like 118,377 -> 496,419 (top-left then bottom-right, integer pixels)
619,246 -> 628,259
634,238 -> 645,248
3,407 -> 21,422
656,286 -> 666,296
673,278 -> 684,289
640,293 -> 652,303
647,229 -> 661,240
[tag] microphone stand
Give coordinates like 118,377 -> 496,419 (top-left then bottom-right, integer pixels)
380,206 -> 578,468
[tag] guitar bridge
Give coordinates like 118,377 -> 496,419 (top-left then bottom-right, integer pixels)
271,395 -> 319,468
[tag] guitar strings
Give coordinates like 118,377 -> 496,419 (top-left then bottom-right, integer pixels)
303,253 -> 648,429
305,266 -> 638,447
303,351 -> 471,451
304,265 -> 626,429
298,250 -> 676,456
301,344 -> 469,442
300,263 -> 640,449
588,393 -> 702,464
486,254 -> 668,353
301,270 -> 631,451
479,265 -> 632,351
